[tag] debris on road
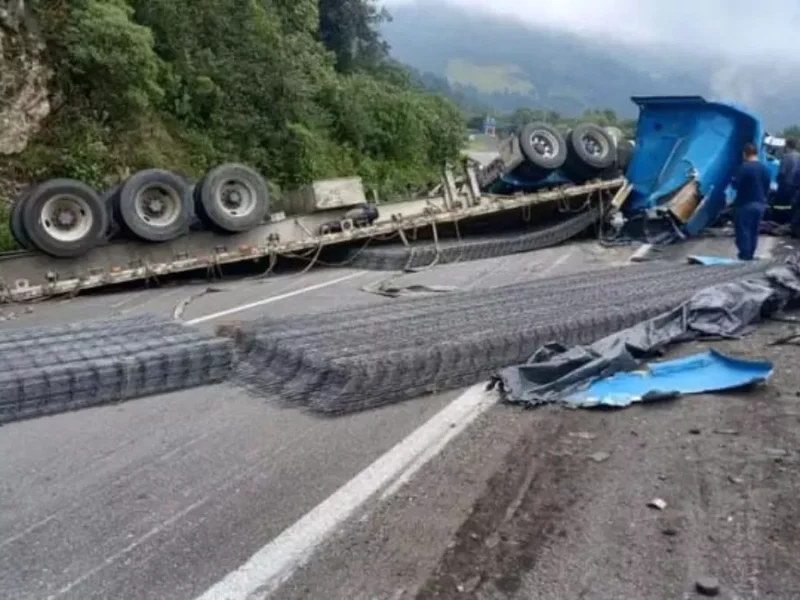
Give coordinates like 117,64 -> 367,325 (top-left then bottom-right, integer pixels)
687,255 -> 741,266
765,448 -> 789,459
565,350 -> 773,408
695,576 -> 721,596
647,498 -> 668,510
457,575 -> 482,593
589,451 -> 611,463
172,286 -> 224,320
496,254 -> 800,407
361,281 -> 459,299
570,431 -> 597,440
714,428 -> 740,436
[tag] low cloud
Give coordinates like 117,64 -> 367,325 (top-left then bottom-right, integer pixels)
386,0 -> 800,62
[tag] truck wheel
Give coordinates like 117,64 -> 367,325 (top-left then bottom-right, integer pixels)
116,169 -> 192,242
10,191 -> 34,250
21,179 -> 107,258
195,164 -> 269,233
518,122 -> 567,171
565,124 -> 616,175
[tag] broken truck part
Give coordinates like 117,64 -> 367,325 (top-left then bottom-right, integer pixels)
618,95 -> 766,239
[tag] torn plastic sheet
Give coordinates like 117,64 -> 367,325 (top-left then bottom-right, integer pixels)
494,253 -> 800,407
565,350 -> 773,408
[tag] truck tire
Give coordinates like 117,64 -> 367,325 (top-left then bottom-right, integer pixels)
21,179 -> 108,258
116,169 -> 192,242
565,123 -> 616,180
195,164 -> 269,233
10,191 -> 34,250
518,122 -> 567,172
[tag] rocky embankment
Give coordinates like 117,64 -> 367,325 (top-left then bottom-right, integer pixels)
0,0 -> 51,156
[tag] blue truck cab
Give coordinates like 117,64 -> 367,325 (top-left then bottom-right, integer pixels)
624,96 -> 765,235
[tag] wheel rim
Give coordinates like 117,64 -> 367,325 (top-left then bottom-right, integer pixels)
134,185 -> 182,228
529,130 -> 559,159
214,180 -> 257,218
581,132 -> 609,158
40,194 -> 94,243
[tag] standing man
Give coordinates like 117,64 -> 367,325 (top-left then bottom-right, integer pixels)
776,138 -> 800,204
780,139 -> 800,237
731,142 -> 770,261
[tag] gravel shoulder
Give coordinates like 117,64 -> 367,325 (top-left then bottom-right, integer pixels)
281,320 -> 800,600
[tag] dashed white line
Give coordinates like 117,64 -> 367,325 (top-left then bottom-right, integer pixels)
186,271 -> 366,324
194,384 -> 497,600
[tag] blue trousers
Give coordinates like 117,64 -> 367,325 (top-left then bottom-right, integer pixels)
790,190 -> 800,238
734,202 -> 765,260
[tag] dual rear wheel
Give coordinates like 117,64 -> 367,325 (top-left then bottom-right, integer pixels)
10,164 -> 270,258
516,121 -> 624,181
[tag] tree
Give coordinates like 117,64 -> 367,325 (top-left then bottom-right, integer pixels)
63,0 -> 163,120
318,0 -> 389,73
10,0 -> 465,197
781,125 -> 800,140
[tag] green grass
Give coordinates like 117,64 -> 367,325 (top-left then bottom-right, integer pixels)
445,59 -> 534,95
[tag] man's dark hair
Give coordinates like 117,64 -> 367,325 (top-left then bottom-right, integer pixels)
787,138 -> 798,150
743,142 -> 758,157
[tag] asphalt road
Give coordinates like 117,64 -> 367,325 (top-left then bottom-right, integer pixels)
0,240 -> 636,600
283,322 -> 800,600
1,234 -> 788,600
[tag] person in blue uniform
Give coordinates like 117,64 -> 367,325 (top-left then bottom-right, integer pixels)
777,138 -> 800,204
731,143 -> 770,261
781,139 -> 800,237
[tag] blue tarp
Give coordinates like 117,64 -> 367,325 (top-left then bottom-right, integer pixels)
566,350 -> 773,408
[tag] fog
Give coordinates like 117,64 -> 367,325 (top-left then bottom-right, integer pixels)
385,0 -> 799,62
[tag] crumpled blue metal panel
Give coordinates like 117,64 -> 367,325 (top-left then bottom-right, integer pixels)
687,255 -> 742,266
565,349 -> 773,408
625,96 -> 765,235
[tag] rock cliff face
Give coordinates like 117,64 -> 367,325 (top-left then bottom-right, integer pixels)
0,0 -> 52,155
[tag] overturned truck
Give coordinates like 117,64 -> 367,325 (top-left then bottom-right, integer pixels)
0,96 -> 772,302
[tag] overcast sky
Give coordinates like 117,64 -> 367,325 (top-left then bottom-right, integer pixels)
386,0 -> 800,62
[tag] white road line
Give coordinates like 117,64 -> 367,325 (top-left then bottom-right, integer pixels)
186,271 -> 366,324
538,250 -> 574,278
194,384 -> 497,600
379,391 -> 493,501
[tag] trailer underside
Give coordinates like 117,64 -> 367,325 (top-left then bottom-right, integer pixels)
0,178 -> 624,302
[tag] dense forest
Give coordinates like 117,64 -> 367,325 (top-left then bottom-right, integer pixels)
2,0 -> 465,199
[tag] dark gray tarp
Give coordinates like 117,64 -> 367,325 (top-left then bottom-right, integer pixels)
493,253 -> 800,407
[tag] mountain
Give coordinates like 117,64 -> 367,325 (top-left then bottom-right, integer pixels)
382,1 -> 799,130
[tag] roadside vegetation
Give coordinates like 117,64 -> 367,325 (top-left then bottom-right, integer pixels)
0,200 -> 14,253
2,0 -> 464,205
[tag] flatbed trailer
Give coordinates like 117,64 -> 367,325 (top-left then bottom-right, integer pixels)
0,172 -> 624,303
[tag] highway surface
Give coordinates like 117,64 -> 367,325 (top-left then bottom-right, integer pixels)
0,236 -> 781,599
